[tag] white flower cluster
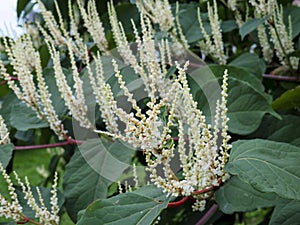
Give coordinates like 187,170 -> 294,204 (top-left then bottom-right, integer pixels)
135,0 -> 189,52
36,0 -> 232,202
269,5 -> 298,70
249,0 -> 275,16
77,0 -> 108,53
0,163 -> 60,224
136,0 -> 175,33
0,115 -> 10,145
254,1 -> 299,70
91,16 -> 231,208
0,0 -> 232,213
0,35 -> 68,140
0,164 -> 22,221
198,0 -> 227,64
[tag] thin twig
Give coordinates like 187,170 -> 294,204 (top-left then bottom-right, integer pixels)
14,138 -> 83,151
263,73 -> 299,81
195,204 -> 219,225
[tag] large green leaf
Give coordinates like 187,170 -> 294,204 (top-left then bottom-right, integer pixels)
226,139 -> 300,200
209,64 -> 265,92
192,76 -> 277,135
177,5 -> 210,43
272,85 -> 300,111
248,114 -> 300,147
77,185 -> 170,225
240,17 -> 268,39
10,103 -> 48,131
0,144 -> 14,168
63,138 -> 135,222
215,176 -> 279,214
229,53 -> 266,81
270,199 -> 300,225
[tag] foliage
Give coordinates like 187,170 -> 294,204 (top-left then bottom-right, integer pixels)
0,0 -> 300,224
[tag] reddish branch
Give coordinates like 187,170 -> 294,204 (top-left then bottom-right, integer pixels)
14,138 -> 83,151
168,196 -> 189,208
17,217 -> 29,224
263,73 -> 299,81
0,76 -> 18,85
167,184 -> 218,208
195,204 -> 219,225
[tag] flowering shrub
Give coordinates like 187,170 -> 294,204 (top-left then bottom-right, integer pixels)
0,0 -> 300,224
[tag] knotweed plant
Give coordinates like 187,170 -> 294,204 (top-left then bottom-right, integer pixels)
0,0 -> 231,214
1,0 -> 300,224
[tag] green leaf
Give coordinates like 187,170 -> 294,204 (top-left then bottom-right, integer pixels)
178,6 -> 210,43
215,176 -> 279,214
176,4 -> 237,44
221,20 -> 238,33
14,130 -> 35,142
191,74 -> 277,135
0,144 -> 14,168
283,6 -> 300,39
63,138 -> 135,222
270,199 -> 300,225
229,53 -> 266,80
10,102 -> 48,131
0,91 -> 21,128
240,17 -> 268,39
248,115 -> 300,147
39,44 -> 51,68
43,68 -> 73,117
77,185 -> 170,225
209,64 -> 265,92
272,85 -> 300,110
15,186 -> 64,219
226,139 -> 300,200
102,3 -> 139,33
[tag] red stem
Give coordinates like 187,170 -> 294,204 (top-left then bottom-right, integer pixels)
191,185 -> 216,195
195,204 -> 219,225
263,73 -> 299,81
167,184 -> 218,208
14,138 -> 83,151
17,217 -> 29,224
168,196 -> 189,208
0,76 -> 19,85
